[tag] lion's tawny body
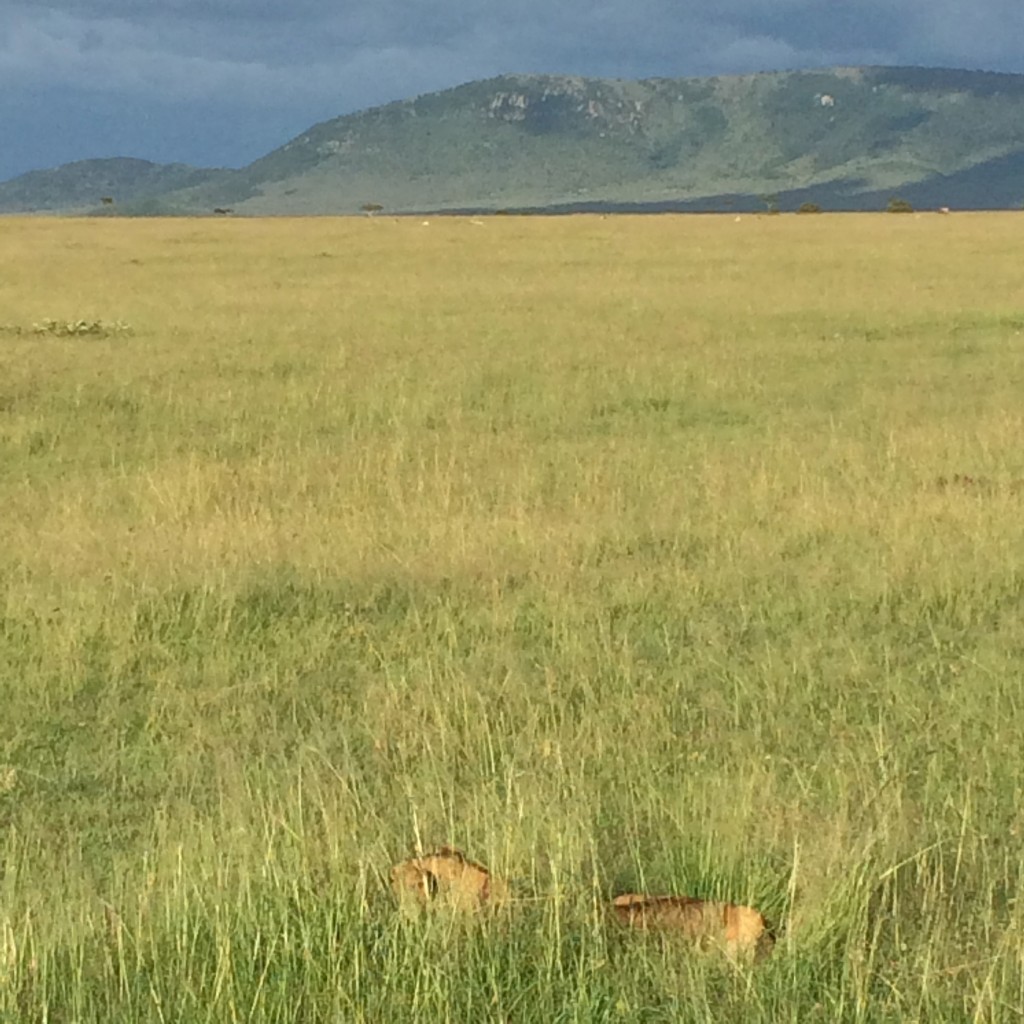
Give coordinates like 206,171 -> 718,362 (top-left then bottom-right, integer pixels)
390,847 -> 508,914
611,893 -> 775,960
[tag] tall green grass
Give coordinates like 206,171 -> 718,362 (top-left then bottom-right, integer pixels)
1,213 -> 1024,1020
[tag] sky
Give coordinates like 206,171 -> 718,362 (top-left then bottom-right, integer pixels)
3,0 -> 1024,183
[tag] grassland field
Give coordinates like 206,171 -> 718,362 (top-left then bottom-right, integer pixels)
1,212 -> 1024,1021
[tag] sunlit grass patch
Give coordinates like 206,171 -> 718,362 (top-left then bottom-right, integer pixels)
1,213 -> 1024,1020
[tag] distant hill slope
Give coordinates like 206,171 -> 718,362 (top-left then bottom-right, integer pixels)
5,67 -> 1024,214
0,157 -> 226,213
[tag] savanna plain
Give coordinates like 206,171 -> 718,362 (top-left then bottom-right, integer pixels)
1,212 -> 1024,1022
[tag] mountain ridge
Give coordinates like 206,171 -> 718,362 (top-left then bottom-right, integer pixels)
0,157 -> 228,214
3,66 -> 1024,214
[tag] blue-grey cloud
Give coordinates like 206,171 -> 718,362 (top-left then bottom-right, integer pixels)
2,0 -> 1024,182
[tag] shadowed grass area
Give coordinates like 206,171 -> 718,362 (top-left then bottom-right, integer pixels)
1,213 -> 1024,1021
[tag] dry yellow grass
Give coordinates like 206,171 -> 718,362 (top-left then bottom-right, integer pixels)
1,212 -> 1024,1021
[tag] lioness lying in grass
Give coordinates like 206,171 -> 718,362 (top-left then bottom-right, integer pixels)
390,847 -> 509,914
610,892 -> 775,961
389,847 -> 775,961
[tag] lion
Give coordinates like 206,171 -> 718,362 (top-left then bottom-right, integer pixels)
611,892 -> 775,961
390,847 -> 509,914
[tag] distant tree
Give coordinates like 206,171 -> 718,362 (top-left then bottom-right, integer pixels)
361,202 -> 384,216
887,196 -> 914,213
758,193 -> 780,215
796,201 -> 823,214
213,207 -> 234,215
100,196 -> 114,206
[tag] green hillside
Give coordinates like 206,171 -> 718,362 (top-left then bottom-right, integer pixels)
0,158 -> 226,214
166,66 -> 1024,213
5,67 -> 1024,214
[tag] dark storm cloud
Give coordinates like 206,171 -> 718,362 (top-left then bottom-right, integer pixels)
3,0 -> 1024,181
